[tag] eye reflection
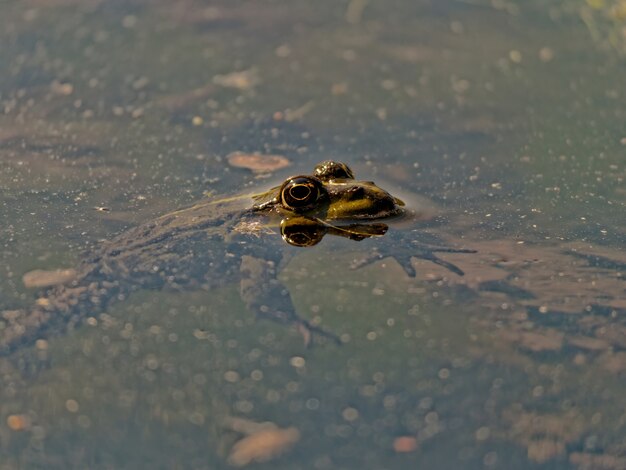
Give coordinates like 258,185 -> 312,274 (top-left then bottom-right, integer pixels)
281,217 -> 326,247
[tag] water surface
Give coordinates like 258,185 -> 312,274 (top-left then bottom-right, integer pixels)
1,0 -> 626,468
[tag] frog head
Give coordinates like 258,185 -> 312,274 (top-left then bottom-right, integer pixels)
250,161 -> 405,246
253,160 -> 405,221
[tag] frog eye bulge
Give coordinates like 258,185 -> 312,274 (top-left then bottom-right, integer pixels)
314,161 -> 355,181
280,176 -> 327,212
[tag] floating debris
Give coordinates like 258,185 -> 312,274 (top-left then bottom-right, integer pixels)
393,436 -> 419,453
226,152 -> 290,173
155,83 -> 216,111
22,268 -> 78,288
213,69 -> 259,90
224,417 -> 300,467
6,414 -> 30,431
227,425 -> 300,467
346,0 -> 368,24
50,80 -> 74,96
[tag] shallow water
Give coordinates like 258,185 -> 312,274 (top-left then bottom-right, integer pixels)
1,0 -> 626,468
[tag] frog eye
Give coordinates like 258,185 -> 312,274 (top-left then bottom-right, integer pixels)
280,176 -> 327,212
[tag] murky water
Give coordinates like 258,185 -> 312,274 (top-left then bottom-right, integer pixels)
1,0 -> 626,468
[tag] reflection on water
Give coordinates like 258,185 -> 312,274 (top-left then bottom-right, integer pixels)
279,215 -> 389,246
1,0 -> 626,468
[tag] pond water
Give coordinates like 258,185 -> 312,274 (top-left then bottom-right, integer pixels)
1,0 -> 626,468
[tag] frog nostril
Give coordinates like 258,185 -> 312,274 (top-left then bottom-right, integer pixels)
347,187 -> 365,200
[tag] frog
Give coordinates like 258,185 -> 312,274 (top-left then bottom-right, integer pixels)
0,161 -> 475,354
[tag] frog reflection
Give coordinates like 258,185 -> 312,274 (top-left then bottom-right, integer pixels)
280,215 -> 389,247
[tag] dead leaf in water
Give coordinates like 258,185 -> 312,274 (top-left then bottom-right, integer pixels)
518,329 -> 564,352
23,269 -> 77,288
6,414 -> 30,431
227,152 -> 290,173
227,426 -> 300,467
155,83 -> 216,111
213,69 -> 259,90
393,436 -> 419,453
